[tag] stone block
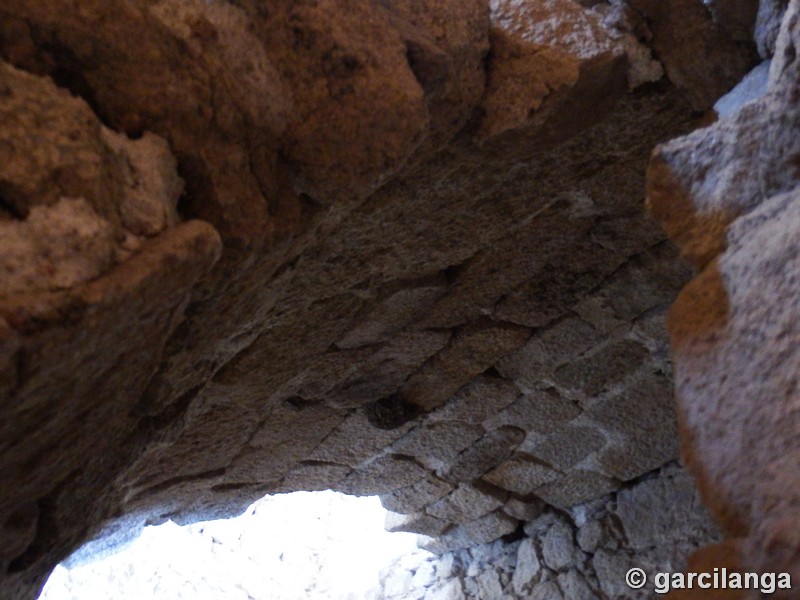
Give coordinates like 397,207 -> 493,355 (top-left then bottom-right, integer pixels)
401,320 -> 530,411
611,465 -> 720,551
307,411 -> 412,467
482,458 -> 560,496
502,496 -> 545,522
597,428 -> 679,481
493,258 -> 612,329
585,371 -> 676,438
325,330 -> 451,409
552,339 -> 649,396
474,569 -> 504,599
484,387 -> 581,434
497,316 -> 603,391
425,483 -> 506,523
592,242 -> 691,322
276,463 -> 351,492
526,425 -> 607,471
627,0 -> 756,110
334,455 -> 428,496
439,426 -> 525,482
422,511 -> 518,553
423,578 -> 465,600
391,421 -> 484,469
593,549 -> 636,599
572,296 -> 627,335
430,375 -> 521,425
535,470 -> 619,509
541,519 -> 579,571
385,510 -> 450,536
380,474 -> 453,514
336,277 -> 447,348
512,538 -> 542,594
529,580 -> 565,600
557,569 -> 596,600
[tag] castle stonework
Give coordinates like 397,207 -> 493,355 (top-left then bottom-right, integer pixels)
0,1 -> 796,598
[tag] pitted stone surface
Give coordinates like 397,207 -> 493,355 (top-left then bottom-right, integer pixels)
647,0 -> 800,583
378,464 -> 721,599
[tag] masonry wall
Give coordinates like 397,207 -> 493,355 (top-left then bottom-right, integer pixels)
0,0 -> 793,598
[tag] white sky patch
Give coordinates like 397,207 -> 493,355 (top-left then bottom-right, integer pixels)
39,491 -> 433,600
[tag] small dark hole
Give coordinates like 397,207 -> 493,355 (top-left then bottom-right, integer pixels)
364,393 -> 420,430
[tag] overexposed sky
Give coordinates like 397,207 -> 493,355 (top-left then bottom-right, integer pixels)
40,491 -> 432,600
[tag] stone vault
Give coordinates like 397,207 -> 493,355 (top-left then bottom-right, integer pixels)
0,0 -> 797,598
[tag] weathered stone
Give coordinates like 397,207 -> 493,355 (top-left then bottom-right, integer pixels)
440,426 -> 525,482
585,371 -> 676,438
474,568 -> 504,599
713,60 -> 771,118
422,511 -> 518,554
541,519 -> 578,571
529,580 -> 565,600
385,510 -> 450,536
626,0 -> 757,110
333,455 -> 428,496
400,320 -> 530,411
325,330 -> 452,409
380,474 -> 454,515
502,496 -> 545,522
511,538 -> 542,594
535,470 -> 619,509
485,388 -> 581,434
0,0 -> 753,592
755,0 -> 789,57
612,466 -> 721,551
576,520 -> 606,553
391,421 -> 485,469
336,277 -> 447,349
307,412 -> 412,467
557,569 -> 595,600
497,317 -> 603,391
481,0 -> 627,140
429,375 -> 521,425
597,427 -> 679,481
221,403 -> 344,483
527,425 -> 607,471
426,484 -> 506,524
592,549 -> 636,599
704,0 -> 760,42
483,458 -> 561,496
276,463 -> 351,492
423,578 -> 465,600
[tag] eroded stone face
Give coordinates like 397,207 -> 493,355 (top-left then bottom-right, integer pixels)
647,0 -> 800,587
0,0 -> 766,598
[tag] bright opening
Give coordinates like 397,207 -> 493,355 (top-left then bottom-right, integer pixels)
39,491 -> 434,600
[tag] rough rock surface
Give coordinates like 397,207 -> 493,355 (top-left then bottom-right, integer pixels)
0,0 -> 772,598
647,0 -> 800,590
379,464 -> 720,599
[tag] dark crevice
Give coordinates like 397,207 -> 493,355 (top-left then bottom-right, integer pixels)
364,393 -> 421,430
131,383 -> 203,425
283,395 -> 321,410
0,183 -> 26,220
500,521 -> 527,544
